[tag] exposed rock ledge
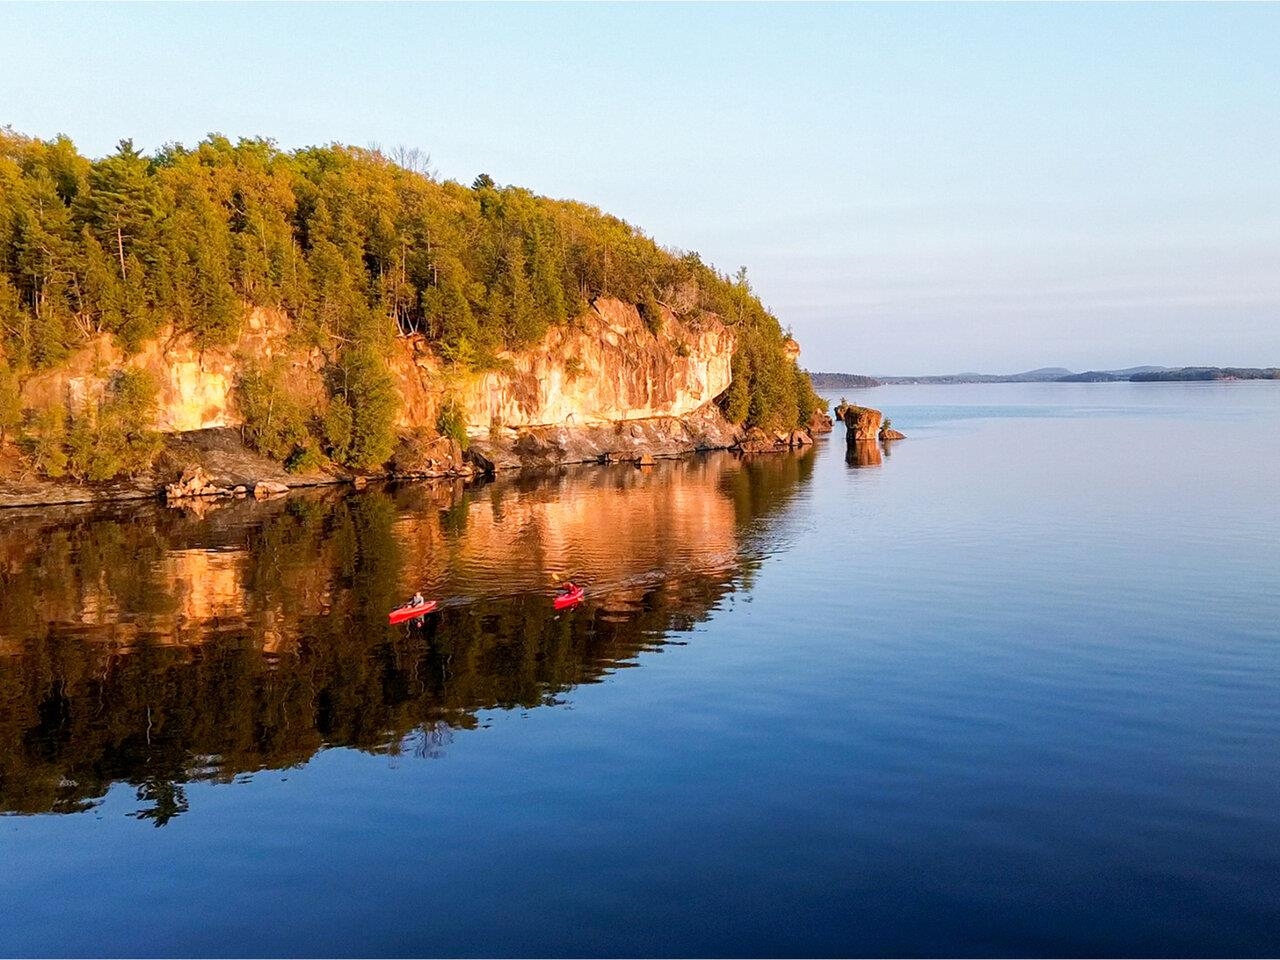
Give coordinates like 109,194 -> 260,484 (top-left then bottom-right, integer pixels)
467,402 -> 742,472
0,428 -> 358,510
0,403 -> 822,509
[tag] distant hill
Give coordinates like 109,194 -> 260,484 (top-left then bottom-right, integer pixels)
1058,366 -> 1172,381
808,372 -> 883,390
811,365 -> 1279,387
1129,367 -> 1280,382
1055,371 -> 1126,382
873,367 -> 1074,384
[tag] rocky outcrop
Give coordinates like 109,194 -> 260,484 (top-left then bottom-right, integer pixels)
808,409 -> 834,434
734,426 -> 815,455
467,401 -> 742,472
164,466 -> 241,501
388,434 -> 471,479
836,403 -> 906,442
841,404 -> 883,441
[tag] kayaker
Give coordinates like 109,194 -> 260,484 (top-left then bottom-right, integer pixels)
562,581 -> 576,594
409,591 -> 425,608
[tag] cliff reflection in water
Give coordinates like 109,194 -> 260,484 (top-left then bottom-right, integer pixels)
0,451 -> 814,821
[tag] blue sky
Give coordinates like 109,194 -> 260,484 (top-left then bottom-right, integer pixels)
3,2 -> 1277,373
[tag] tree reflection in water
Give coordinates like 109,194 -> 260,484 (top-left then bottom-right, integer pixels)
0,450 -> 814,821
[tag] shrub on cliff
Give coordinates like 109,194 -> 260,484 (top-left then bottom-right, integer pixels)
20,405 -> 69,478
236,361 -> 314,463
639,292 -> 664,335
436,398 -> 469,451
27,369 -> 165,483
0,362 -> 21,445
331,347 -> 398,469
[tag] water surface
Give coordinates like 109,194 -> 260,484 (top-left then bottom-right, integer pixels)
2,382 -> 1278,957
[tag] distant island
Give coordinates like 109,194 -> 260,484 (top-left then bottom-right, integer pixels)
1128,367 -> 1280,382
810,366 -> 1279,388
808,372 -> 884,389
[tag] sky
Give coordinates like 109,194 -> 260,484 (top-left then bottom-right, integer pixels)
3,2 -> 1278,374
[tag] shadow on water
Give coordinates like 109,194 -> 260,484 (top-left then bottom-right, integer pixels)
0,449 -> 815,821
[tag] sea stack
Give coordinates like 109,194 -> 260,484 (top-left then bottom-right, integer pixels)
840,405 -> 883,441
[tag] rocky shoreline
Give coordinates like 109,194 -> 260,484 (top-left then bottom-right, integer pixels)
0,405 -> 833,511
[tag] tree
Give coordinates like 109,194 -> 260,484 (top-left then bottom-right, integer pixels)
0,362 -> 21,444
332,348 -> 397,469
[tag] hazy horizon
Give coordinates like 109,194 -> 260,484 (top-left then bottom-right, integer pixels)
814,362 -> 1275,379
5,2 -> 1276,372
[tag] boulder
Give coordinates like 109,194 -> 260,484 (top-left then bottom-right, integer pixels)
465,447 -> 496,477
390,433 -> 465,477
636,453 -> 656,467
808,410 -> 834,434
735,426 -> 781,455
253,480 -> 289,499
880,428 -> 906,441
842,405 -> 883,441
164,465 -> 222,500
789,429 -> 814,446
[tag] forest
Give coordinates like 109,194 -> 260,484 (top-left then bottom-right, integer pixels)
0,129 -> 821,478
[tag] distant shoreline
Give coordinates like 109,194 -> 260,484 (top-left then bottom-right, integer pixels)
810,366 -> 1280,389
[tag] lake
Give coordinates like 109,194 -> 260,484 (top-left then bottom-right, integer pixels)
2,382 -> 1278,957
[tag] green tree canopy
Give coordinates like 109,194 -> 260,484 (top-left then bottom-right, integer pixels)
0,127 -> 822,474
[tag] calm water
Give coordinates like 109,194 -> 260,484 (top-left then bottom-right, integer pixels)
2,382 -> 1278,957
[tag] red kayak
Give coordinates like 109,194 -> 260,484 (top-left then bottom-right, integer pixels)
388,599 -> 438,624
553,584 -> 585,610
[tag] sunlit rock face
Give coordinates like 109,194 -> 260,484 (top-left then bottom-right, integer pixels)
840,404 -> 883,441
19,298 -> 735,444
19,308 -> 325,434
449,298 -> 734,432
808,409 -> 834,434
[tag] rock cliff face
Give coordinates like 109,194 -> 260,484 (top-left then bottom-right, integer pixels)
19,307 -> 326,433
454,298 -> 734,432
7,297 -> 745,503
20,298 -> 732,441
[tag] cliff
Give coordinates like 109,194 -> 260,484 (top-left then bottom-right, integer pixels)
1,130 -> 825,505
454,298 -> 734,431
18,296 -> 729,437
1,296 -> 750,505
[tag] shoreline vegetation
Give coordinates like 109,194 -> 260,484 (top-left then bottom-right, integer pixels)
811,366 -> 1280,388
0,128 -> 824,505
